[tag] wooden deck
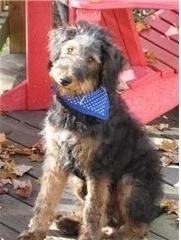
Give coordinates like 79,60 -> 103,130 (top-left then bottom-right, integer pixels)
0,109 -> 179,240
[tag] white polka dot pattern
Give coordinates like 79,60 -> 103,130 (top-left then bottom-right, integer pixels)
60,87 -> 110,120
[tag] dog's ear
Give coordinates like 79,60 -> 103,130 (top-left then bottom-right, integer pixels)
48,26 -> 77,63
101,42 -> 126,93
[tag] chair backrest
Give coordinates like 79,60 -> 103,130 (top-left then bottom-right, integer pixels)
69,0 -> 178,66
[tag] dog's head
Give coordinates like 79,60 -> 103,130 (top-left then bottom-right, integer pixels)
48,21 -> 125,96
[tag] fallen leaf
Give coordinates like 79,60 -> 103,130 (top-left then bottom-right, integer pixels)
0,151 -> 12,162
156,123 -> 169,132
29,153 -> 43,163
2,145 -> 32,156
0,133 -> 8,146
32,139 -> 45,155
0,170 -> 17,179
161,199 -> 179,216
5,159 -> 18,171
13,164 -> 32,176
0,178 -> 12,187
0,186 -> 8,194
13,179 -> 32,199
0,160 -> 6,168
144,51 -> 157,63
0,159 -> 19,179
160,151 -> 178,166
0,179 -> 12,194
13,179 -> 30,189
136,20 -> 150,32
158,140 -> 178,152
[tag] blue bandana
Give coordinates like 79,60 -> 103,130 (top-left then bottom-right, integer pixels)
57,87 -> 110,120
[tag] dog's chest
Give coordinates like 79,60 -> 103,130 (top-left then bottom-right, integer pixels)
45,124 -> 97,175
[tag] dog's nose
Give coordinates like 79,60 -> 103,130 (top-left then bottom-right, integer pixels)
59,76 -> 72,86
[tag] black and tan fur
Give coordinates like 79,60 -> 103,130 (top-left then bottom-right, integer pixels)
18,21 -> 163,240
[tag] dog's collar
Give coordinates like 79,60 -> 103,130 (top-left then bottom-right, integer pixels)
56,87 -> 110,120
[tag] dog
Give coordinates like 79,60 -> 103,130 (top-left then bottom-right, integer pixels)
18,21 -> 163,240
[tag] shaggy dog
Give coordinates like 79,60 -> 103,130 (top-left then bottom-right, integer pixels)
18,21 -> 163,240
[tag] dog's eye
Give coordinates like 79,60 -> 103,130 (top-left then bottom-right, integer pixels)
67,47 -> 73,53
87,56 -> 95,63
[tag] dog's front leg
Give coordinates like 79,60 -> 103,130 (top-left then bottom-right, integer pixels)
79,177 -> 110,240
18,153 -> 69,240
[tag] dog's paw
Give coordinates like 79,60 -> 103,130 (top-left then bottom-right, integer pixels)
101,226 -> 116,239
17,230 -> 46,240
55,215 -> 80,236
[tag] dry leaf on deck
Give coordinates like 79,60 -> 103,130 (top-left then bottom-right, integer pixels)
156,123 -> 169,132
0,133 -> 8,146
0,186 -> 8,194
32,139 -> 45,155
0,178 -> 12,194
0,151 -> 12,162
13,179 -> 32,198
0,170 -> 17,179
0,178 -> 12,187
29,153 -> 43,163
158,140 -> 178,152
136,21 -> 150,32
144,51 -> 157,63
6,146 -> 32,156
12,164 -> 32,176
161,199 -> 179,216
145,123 -> 169,133
160,152 -> 178,166
0,159 -> 18,179
0,160 -> 17,179
0,160 -> 6,168
5,159 -> 17,170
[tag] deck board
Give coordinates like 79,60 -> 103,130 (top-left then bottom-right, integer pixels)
162,166 -> 179,186
0,110 -> 179,240
13,153 -> 42,179
150,214 -> 179,240
0,114 -> 40,146
0,223 -> 19,240
7,174 -> 40,207
0,194 -> 33,233
7,110 -> 46,129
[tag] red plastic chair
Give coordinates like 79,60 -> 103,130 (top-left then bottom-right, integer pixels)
0,0 -> 178,124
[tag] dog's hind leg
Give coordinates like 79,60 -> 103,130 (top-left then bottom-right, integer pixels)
18,155 -> 69,240
115,175 -> 150,240
79,177 -> 110,240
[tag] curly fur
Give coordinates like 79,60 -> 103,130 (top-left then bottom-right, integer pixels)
18,21 -> 163,240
